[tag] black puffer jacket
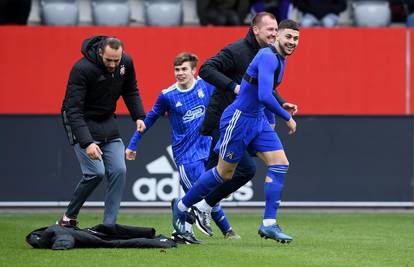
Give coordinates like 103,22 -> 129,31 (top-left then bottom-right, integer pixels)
199,29 -> 285,135
26,224 -> 176,250
62,36 -> 146,148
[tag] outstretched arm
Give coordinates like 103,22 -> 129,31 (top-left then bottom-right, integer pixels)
125,93 -> 168,160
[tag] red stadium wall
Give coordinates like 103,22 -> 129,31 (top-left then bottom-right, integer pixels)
411,28 -> 414,114
0,26 -> 411,115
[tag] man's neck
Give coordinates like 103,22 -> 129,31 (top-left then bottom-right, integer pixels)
274,44 -> 287,58
177,78 -> 195,90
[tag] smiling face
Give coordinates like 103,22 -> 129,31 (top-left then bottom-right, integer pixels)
253,14 -> 278,47
277,28 -> 300,57
99,45 -> 122,73
174,61 -> 195,89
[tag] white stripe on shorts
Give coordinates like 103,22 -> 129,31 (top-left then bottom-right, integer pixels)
220,109 -> 241,159
179,165 -> 192,190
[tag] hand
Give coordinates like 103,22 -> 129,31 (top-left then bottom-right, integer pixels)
86,143 -> 103,160
136,119 -> 146,133
125,148 -> 137,160
283,102 -> 298,115
234,84 -> 240,95
286,118 -> 297,135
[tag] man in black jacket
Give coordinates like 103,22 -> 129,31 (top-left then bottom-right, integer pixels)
59,36 -> 146,226
191,12 -> 297,236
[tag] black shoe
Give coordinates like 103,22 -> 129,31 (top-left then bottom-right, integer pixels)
171,231 -> 202,245
56,216 -> 78,227
189,206 -> 213,236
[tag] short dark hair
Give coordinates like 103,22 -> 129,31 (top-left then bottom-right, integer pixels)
101,37 -> 123,51
251,12 -> 276,27
278,19 -> 300,31
173,52 -> 199,69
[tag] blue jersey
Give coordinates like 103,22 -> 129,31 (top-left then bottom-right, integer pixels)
128,77 -> 214,165
233,47 -> 291,121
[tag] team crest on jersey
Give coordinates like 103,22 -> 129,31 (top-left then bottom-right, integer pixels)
226,151 -> 234,159
120,65 -> 125,76
197,89 -> 204,98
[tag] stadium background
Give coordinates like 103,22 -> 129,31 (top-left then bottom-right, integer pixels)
0,26 -> 413,207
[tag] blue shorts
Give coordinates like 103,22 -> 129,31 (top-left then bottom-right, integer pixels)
214,106 -> 283,163
177,159 -> 206,192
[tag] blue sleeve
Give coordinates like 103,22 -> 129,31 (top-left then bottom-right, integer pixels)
257,52 -> 291,121
127,93 -> 168,151
143,93 -> 168,130
264,108 -> 275,125
127,131 -> 141,151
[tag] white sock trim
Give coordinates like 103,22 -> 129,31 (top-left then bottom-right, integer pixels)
195,199 -> 213,212
178,200 -> 189,212
263,219 -> 276,227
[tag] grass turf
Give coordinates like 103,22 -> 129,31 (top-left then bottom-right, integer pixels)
0,211 -> 413,267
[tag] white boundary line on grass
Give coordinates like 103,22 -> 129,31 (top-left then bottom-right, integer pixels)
0,201 -> 413,208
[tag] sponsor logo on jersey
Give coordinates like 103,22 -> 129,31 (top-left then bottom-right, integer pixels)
182,105 -> 205,123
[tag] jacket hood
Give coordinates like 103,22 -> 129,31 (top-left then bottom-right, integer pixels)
81,35 -> 107,64
245,28 -> 261,52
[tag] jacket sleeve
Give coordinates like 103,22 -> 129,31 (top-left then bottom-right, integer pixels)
122,56 -> 146,121
199,46 -> 238,92
64,64 -> 94,148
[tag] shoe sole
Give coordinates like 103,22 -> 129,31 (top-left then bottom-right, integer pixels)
258,230 -> 292,244
171,234 -> 202,245
194,215 -> 213,237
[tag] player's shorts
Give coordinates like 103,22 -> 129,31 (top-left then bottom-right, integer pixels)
177,159 -> 206,192
214,106 -> 283,163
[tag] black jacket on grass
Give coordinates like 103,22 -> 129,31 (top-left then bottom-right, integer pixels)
62,36 -> 146,148
199,29 -> 286,135
26,224 -> 176,250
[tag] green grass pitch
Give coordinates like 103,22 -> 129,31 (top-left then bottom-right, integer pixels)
0,210 -> 413,267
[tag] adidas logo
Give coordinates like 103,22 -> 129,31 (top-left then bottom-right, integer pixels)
175,101 -> 182,107
131,146 -> 254,202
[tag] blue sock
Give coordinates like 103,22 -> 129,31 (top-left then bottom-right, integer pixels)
211,204 -> 231,234
182,167 -> 224,208
263,164 -> 288,220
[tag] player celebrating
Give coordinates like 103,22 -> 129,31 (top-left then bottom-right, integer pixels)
126,52 -> 240,243
172,20 -> 300,243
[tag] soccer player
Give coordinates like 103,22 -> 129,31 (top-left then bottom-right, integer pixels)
193,12 -> 298,237
172,19 -> 300,243
126,52 -> 240,244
